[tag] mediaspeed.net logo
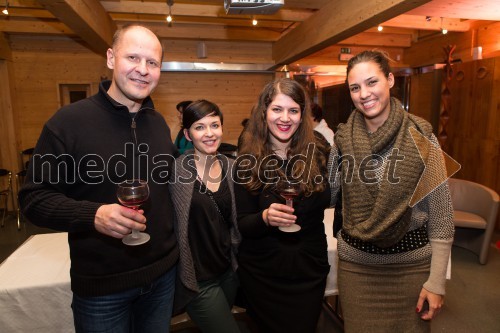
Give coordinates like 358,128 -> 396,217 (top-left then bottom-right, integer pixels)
29,132 -> 460,201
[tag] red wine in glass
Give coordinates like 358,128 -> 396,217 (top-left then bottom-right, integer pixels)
117,179 -> 150,246
280,188 -> 299,206
277,180 -> 301,232
118,194 -> 148,210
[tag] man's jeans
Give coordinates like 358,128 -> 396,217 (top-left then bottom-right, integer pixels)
72,266 -> 176,333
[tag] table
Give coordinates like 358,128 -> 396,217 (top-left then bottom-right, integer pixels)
0,233 -> 74,333
323,208 -> 338,296
0,211 -> 339,333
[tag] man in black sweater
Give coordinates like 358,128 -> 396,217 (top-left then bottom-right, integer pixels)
19,24 -> 179,332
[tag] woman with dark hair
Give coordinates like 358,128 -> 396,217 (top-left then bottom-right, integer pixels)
173,100 -> 194,155
333,50 -> 454,332
170,100 -> 241,333
234,78 -> 333,333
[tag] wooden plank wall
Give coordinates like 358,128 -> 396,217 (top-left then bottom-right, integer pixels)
404,22 -> 500,67
405,23 -> 500,228
10,36 -> 110,152
162,39 -> 273,64
153,72 -> 273,146
6,36 -> 274,163
446,58 -> 500,203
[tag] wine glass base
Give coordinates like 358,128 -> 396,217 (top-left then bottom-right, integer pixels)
279,224 -> 301,233
122,232 -> 150,246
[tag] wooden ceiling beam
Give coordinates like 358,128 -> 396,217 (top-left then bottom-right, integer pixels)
37,0 -> 116,55
271,0 -> 432,69
6,0 -> 43,8
101,1 -> 313,22
0,8 -> 55,19
110,13 -> 294,30
383,15 -> 470,32
340,32 -> 412,48
142,23 -> 282,42
0,20 -> 74,35
0,33 -> 12,61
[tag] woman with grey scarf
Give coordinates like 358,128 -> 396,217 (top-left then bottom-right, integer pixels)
333,50 -> 454,332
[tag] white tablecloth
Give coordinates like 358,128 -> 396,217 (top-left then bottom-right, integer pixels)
323,208 -> 338,296
0,211 -> 338,333
0,233 -> 74,333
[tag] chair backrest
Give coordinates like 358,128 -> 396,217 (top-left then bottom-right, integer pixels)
0,169 -> 13,192
448,178 -> 500,222
19,147 -> 35,171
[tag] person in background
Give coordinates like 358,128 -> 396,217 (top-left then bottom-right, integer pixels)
310,103 -> 334,146
19,24 -> 179,333
236,118 -> 249,150
333,50 -> 454,332
234,78 -> 334,333
170,100 -> 241,333
174,100 -> 194,154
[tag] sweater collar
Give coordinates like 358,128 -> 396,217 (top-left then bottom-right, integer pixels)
96,80 -> 156,117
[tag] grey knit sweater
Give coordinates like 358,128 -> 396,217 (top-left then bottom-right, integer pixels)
329,135 -> 454,295
170,152 -> 241,309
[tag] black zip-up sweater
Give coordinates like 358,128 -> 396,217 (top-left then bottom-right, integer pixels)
19,81 -> 179,296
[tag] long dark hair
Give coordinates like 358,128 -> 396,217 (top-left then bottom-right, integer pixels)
238,78 -> 329,195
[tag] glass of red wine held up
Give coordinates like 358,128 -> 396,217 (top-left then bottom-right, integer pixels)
276,178 -> 301,232
117,179 -> 150,246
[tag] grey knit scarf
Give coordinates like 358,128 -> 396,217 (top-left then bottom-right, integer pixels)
335,98 -> 432,247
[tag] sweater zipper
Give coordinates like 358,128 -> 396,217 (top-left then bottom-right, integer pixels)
131,114 -> 138,147
130,106 -> 155,150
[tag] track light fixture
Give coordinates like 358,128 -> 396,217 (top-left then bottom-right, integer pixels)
252,18 -> 258,26
377,25 -> 383,32
166,0 -> 174,27
2,1 -> 8,15
425,16 -> 431,22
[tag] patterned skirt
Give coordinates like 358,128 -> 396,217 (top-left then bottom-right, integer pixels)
338,259 -> 431,333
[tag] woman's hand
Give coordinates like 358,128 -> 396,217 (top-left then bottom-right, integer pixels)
263,203 -> 297,228
416,287 -> 444,320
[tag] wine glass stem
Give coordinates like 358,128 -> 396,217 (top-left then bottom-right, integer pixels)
131,229 -> 140,239
286,199 -> 293,207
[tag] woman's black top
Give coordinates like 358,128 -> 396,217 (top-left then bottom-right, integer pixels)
188,176 -> 232,282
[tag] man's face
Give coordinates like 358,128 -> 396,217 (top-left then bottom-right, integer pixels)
106,27 -> 163,108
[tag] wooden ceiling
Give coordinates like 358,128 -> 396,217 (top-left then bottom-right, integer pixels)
1,0 -> 499,67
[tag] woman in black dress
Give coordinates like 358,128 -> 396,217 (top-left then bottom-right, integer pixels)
234,78 -> 333,333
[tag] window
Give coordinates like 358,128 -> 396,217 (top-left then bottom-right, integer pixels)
59,84 -> 91,106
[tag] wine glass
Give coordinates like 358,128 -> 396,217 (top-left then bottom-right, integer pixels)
117,179 -> 150,246
277,179 -> 301,232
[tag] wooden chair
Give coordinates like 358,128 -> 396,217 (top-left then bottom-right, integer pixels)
0,169 -> 15,228
448,178 -> 499,264
15,170 -> 28,230
19,147 -> 34,171
15,147 -> 34,230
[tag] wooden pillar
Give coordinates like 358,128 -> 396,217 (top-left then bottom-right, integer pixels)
0,33 -> 20,211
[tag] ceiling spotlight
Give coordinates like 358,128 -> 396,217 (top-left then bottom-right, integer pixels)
426,16 -> 431,22
252,18 -> 258,26
442,28 -> 448,35
2,1 -> 8,15
166,0 -> 174,27
377,25 -> 383,32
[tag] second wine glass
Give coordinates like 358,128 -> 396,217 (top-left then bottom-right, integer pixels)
277,179 -> 301,232
117,179 -> 150,246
